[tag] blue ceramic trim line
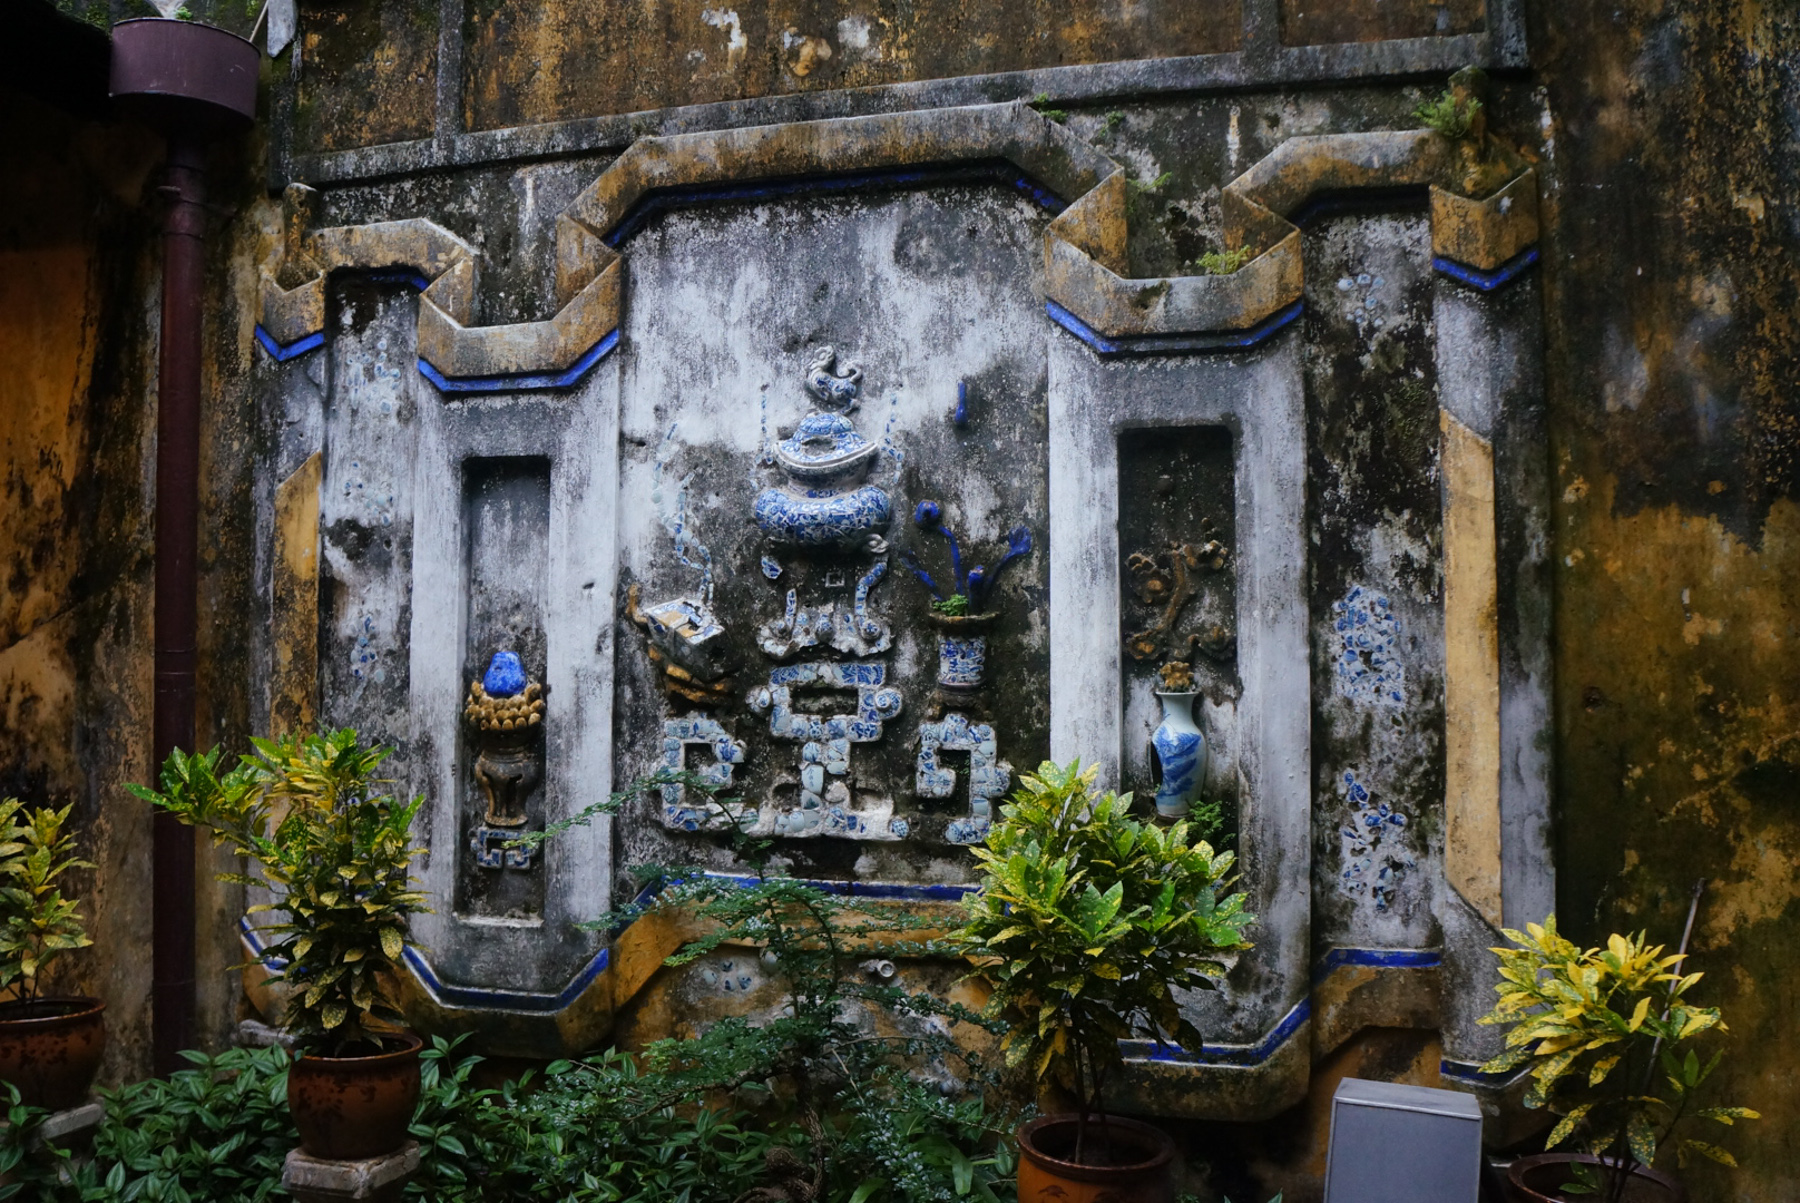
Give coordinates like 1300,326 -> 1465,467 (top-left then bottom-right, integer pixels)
261,166 -> 1064,380
255,266 -> 430,364
238,915 -> 289,970
1046,298 -> 1304,357
640,872 -> 978,904
402,944 -> 613,1012
241,913 -> 612,1013
417,328 -> 620,395
1440,1057 -> 1530,1088
1312,946 -> 1442,984
243,896 -> 1438,1032
1118,948 -> 1441,1067
240,871 -> 971,1017
254,325 -> 324,362
1432,246 -> 1539,291
1122,998 -> 1311,1068
600,161 -> 1067,247
365,268 -> 432,292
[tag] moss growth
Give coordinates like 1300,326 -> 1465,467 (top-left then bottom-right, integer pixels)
1192,246 -> 1254,275
1414,88 -> 1481,140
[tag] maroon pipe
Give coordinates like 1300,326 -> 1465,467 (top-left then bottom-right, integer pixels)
111,17 -> 258,1077
150,132 -> 207,1076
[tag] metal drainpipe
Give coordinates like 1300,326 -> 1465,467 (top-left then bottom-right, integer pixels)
110,17 -> 258,1077
150,131 -> 207,1076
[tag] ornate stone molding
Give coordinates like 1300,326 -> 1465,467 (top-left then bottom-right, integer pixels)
256,101 -> 1538,390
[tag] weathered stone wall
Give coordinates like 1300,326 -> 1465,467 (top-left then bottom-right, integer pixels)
1,87 -> 150,1085
6,0 -> 1796,1197
1525,5 -> 1800,1200
0,49 -> 285,1084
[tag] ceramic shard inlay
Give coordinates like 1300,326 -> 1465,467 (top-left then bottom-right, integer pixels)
659,713 -> 749,832
1332,585 -> 1405,708
1338,770 -> 1413,911
916,713 -> 1013,845
745,661 -> 905,840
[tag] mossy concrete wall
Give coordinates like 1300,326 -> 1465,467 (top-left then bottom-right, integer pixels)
0,75 -> 278,1086
0,85 -> 161,1087
4,0 -> 1796,1196
1528,4 -> 1800,1200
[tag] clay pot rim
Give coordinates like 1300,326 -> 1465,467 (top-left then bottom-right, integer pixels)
927,611 -> 999,630
1017,1112 -> 1175,1180
1508,1152 -> 1687,1202
0,996 -> 106,1028
294,1030 -> 423,1068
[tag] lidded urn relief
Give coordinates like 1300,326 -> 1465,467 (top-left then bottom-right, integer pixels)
752,347 -> 892,550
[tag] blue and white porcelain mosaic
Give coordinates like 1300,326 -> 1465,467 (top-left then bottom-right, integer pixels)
916,713 -> 1013,846
753,383 -> 893,550
470,824 -> 536,870
753,484 -> 893,549
743,662 -> 905,840
659,713 -> 749,832
1338,770 -> 1414,911
1332,585 -> 1405,708
757,564 -> 892,660
936,633 -> 988,689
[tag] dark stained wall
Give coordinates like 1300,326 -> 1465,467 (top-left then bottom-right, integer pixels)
0,65 -> 278,1083
1527,3 -> 1800,1199
0,85 -> 161,1087
461,0 -> 1242,134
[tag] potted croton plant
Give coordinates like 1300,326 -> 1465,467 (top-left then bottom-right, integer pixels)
957,760 -> 1253,1202
0,799 -> 104,1111
1479,916 -> 1759,1203
130,730 -> 429,1160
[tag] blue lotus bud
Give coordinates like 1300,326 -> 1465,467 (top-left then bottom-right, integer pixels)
914,500 -> 942,528
483,651 -> 527,698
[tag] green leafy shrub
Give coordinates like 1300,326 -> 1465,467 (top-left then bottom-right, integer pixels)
515,770 -> 1021,1201
0,799 -> 94,1007
931,593 -> 972,617
81,1046 -> 294,1202
956,761 -> 1253,1162
1479,917 -> 1759,1198
129,731 -> 428,1054
405,1038 -> 783,1202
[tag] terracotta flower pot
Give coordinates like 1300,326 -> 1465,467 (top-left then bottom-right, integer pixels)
287,1032 -> 423,1160
0,997 -> 106,1111
1016,1113 -> 1176,1203
1507,1153 -> 1687,1203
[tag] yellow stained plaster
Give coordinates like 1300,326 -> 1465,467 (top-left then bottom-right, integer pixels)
271,453 -> 323,738
1441,410 -> 1503,927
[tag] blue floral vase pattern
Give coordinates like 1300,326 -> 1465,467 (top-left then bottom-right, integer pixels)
1151,690 -> 1206,820
929,612 -> 996,691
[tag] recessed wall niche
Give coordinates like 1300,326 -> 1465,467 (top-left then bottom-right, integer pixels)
457,456 -> 551,920
1117,426 -> 1240,834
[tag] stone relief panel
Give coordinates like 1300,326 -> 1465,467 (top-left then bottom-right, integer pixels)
257,103 -> 1547,1090
610,184 -> 1053,885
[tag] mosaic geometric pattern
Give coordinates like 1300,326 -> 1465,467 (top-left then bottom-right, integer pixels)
916,713 -> 1012,846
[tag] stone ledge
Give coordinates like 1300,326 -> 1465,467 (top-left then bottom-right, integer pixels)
257,100 -> 1538,385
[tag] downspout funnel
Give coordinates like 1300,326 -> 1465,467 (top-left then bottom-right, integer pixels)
110,16 -> 257,1077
